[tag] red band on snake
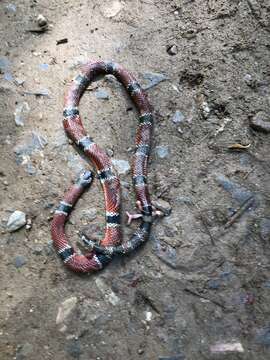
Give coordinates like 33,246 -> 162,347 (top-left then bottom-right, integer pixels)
51,61 -> 153,273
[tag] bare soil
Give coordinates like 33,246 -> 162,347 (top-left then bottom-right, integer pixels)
1,1 -> 270,359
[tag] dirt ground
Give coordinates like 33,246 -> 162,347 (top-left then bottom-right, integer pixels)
1,0 -> 270,359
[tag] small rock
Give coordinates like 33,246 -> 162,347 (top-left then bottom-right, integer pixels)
250,111 -> 270,133
201,101 -> 210,118
208,279 -> 220,290
172,110 -> 185,124
244,73 -> 252,85
14,255 -> 27,268
56,297 -> 78,325
16,343 -> 33,359
152,199 -> 172,216
25,218 -> 32,230
100,0 -> 123,18
14,78 -> 25,86
6,4 -> 16,13
37,14 -> 48,27
95,88 -> 109,100
6,210 -> 26,232
112,159 -> 130,175
167,44 -> 178,55
32,245 -> 43,255
256,326 -> 270,346
95,278 -> 120,306
39,63 -> 49,71
260,218 -> 270,241
0,57 -> 10,73
216,174 -> 254,204
80,208 -> 97,221
142,72 -> 169,90
66,339 -> 81,359
14,102 -> 30,127
155,146 -> 169,159
210,342 -> 244,353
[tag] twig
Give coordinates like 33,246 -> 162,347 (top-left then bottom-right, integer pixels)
184,287 -> 226,310
224,196 -> 254,229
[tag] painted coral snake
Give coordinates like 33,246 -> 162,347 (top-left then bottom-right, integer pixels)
51,61 -> 154,273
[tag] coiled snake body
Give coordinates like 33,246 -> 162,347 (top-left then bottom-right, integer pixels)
51,61 -> 153,273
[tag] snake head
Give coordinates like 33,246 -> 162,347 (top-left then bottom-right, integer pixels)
76,170 -> 93,188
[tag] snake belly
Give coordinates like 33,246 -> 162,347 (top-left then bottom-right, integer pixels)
51,61 -> 153,273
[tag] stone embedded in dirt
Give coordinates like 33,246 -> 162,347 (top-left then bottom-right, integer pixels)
16,343 -> 33,359
100,0 -> 123,18
95,88 -> 109,100
112,159 -> 130,175
80,208 -> 97,221
14,255 -> 27,268
65,338 -> 81,359
167,44 -> 178,56
32,245 -> 43,255
250,111 -> 270,133
14,102 -> 30,126
37,14 -> 47,27
6,210 -> 26,232
155,145 -> 169,159
56,297 -> 78,325
172,110 -> 185,124
14,132 -> 48,160
142,72 -> 169,90
95,278 -> 120,306
210,342 -> 244,353
216,174 -> 254,204
255,326 -> 270,346
259,218 -> 270,241
152,199 -> 172,216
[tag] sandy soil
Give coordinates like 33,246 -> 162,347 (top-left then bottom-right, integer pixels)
1,0 -> 270,359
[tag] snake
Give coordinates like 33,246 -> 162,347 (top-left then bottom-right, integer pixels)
51,61 -> 154,273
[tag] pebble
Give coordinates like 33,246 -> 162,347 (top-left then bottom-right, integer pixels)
256,326 -> 270,346
152,199 -> 172,216
6,210 -> 26,232
210,342 -> 244,353
56,297 -> 78,325
32,245 -> 43,255
80,208 -> 97,221
16,343 -> 33,359
172,110 -> 185,124
167,44 -> 178,55
65,339 -> 81,359
14,102 -> 30,126
155,146 -> 169,159
14,255 -> 27,268
250,111 -> 270,133
208,279 -> 220,290
6,4 -> 16,13
142,72 -> 169,90
37,14 -> 48,27
100,0 -> 123,18
14,131 -> 48,159
216,174 -> 254,204
95,278 -> 120,306
112,159 -> 130,175
95,88 -> 109,100
260,218 -> 270,241
244,73 -> 253,85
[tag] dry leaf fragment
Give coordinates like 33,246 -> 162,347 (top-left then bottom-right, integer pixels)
228,143 -> 251,150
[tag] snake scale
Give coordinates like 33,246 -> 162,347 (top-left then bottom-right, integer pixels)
51,61 -> 154,273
